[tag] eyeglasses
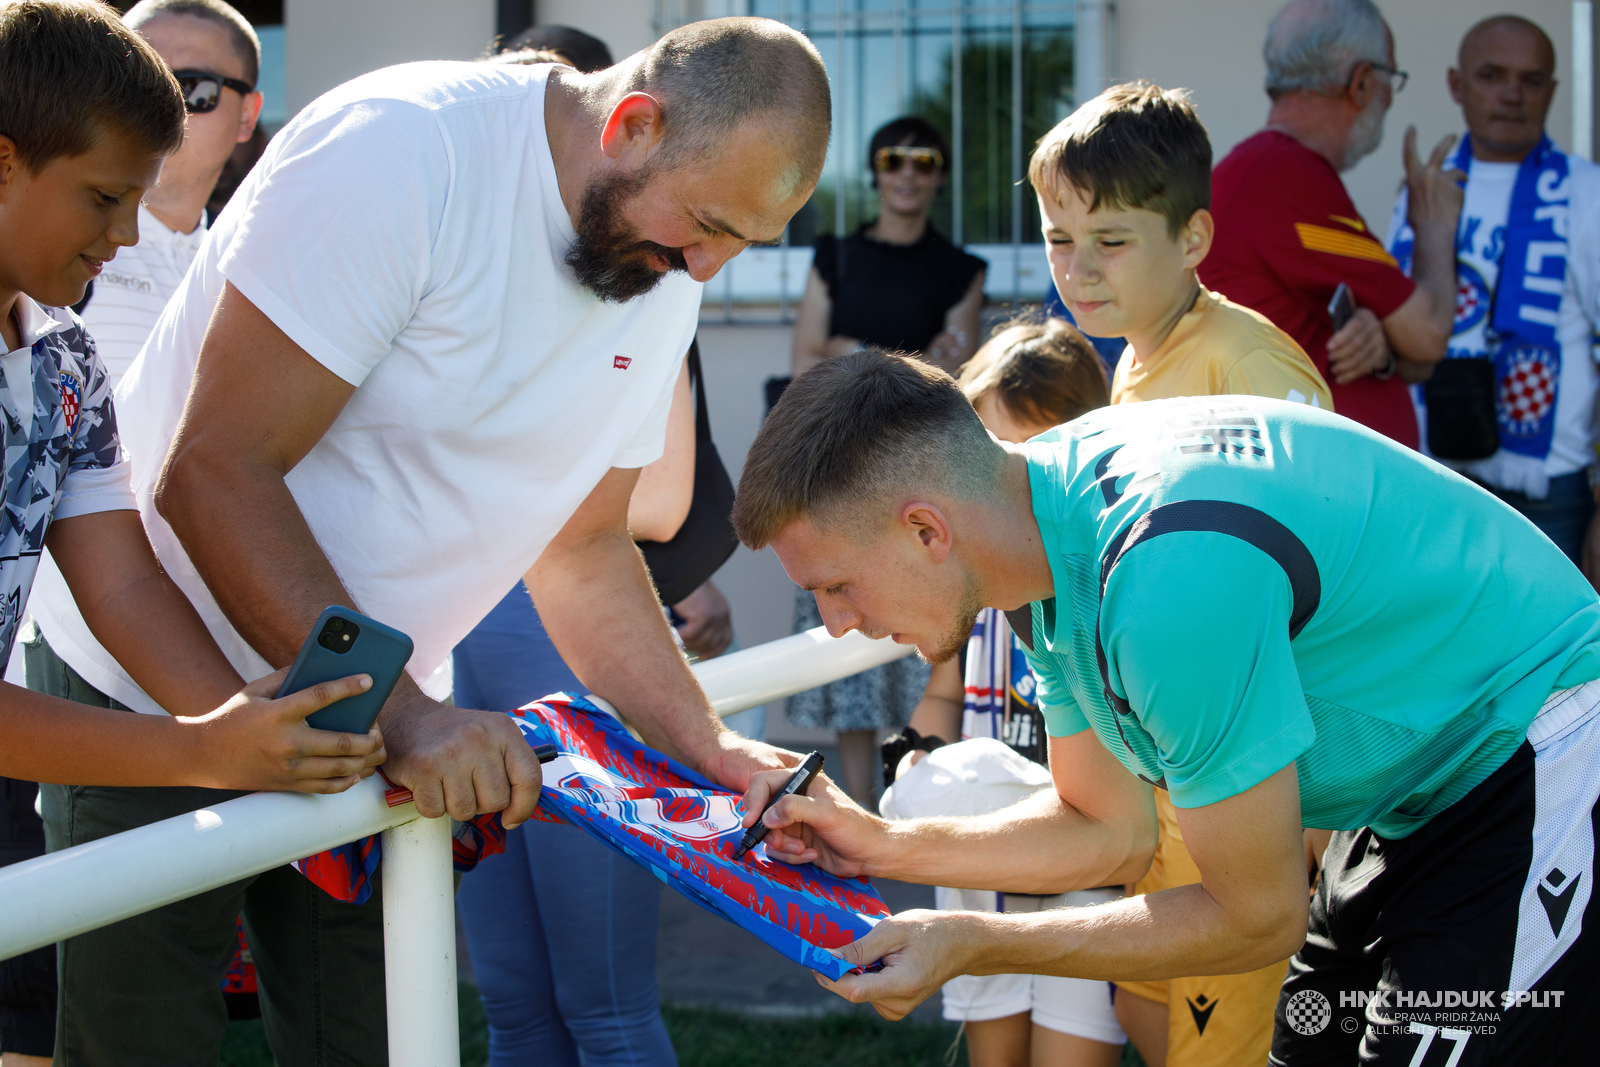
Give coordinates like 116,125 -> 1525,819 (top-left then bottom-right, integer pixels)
873,146 -> 944,175
172,69 -> 255,114
1367,63 -> 1409,93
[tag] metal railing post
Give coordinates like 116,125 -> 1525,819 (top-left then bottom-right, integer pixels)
382,814 -> 459,1067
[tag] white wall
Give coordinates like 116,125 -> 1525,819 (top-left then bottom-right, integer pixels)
1115,0 -> 1581,229
283,0 -> 496,115
693,323 -> 793,655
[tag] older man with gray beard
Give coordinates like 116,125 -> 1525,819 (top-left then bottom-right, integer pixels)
1202,0 -> 1461,448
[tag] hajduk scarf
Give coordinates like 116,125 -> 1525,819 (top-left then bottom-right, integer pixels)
294,694 -> 890,980
1390,134 -> 1570,495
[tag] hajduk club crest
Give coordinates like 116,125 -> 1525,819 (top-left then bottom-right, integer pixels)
1498,342 -> 1559,435
58,371 -> 82,438
1454,262 -> 1490,335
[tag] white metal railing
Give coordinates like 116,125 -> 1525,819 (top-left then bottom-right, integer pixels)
0,625 -> 912,1066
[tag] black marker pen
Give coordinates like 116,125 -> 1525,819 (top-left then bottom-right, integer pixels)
732,751 -> 825,861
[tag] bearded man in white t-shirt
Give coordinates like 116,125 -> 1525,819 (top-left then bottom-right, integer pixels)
28,17 -> 831,1063
1386,16 -> 1600,580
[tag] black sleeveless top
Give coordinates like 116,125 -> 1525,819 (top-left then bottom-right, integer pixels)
813,223 -> 986,354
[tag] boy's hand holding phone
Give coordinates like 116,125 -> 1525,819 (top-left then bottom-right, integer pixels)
179,668 -> 386,793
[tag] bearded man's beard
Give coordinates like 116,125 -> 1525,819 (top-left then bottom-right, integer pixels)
1340,93 -> 1387,171
565,168 -> 690,303
921,575 -> 985,667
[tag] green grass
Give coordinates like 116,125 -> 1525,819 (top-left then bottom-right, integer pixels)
219,985 -> 489,1067
661,1004 -> 968,1067
222,987 -> 1147,1066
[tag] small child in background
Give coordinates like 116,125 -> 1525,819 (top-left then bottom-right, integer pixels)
880,317 -> 1123,1067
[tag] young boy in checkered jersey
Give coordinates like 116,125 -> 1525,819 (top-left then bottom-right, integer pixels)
885,317 -> 1126,1067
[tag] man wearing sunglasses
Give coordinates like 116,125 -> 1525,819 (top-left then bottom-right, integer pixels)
60,0 -> 261,386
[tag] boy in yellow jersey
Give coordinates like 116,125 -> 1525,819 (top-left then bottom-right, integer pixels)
1030,81 -> 1331,1067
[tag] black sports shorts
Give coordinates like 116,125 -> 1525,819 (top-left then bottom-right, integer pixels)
1271,680 -> 1600,1065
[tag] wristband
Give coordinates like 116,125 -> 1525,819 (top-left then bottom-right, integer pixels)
1371,349 -> 1398,380
880,727 -> 949,785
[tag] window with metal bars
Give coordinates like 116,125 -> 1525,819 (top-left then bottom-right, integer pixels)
656,1 -> 1109,312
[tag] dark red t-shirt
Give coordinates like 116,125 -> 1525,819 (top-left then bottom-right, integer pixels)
1202,130 -> 1419,447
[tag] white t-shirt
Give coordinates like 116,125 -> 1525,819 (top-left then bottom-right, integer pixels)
1387,149 -> 1600,489
80,204 -> 207,387
31,61 -> 702,714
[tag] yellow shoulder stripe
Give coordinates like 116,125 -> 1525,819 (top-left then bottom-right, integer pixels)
1295,223 -> 1398,266
1327,214 -> 1366,231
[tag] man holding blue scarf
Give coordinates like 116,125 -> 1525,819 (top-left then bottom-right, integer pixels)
1387,16 -> 1600,578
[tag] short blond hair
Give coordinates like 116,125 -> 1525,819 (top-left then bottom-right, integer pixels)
733,351 -> 1004,549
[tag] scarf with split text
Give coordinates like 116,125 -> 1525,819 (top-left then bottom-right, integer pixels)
1390,134 -> 1570,490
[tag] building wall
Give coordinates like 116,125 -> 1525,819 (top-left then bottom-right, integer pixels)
534,0 -> 660,62
283,0 -> 496,114
1114,0 -> 1581,229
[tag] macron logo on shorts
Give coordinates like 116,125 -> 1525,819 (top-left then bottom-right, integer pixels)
613,355 -> 632,370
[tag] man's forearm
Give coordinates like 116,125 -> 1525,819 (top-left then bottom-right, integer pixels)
872,788 -> 1154,894
961,879 -> 1306,982
527,531 -> 725,768
1402,218 -> 1458,361
158,454 -> 357,669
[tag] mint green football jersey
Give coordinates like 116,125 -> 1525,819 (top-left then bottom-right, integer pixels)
1020,396 -> 1600,838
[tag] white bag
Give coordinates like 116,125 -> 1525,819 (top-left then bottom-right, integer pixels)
879,736 -> 1052,821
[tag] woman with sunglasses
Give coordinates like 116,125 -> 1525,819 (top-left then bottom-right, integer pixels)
787,116 -> 986,809
792,116 -> 986,380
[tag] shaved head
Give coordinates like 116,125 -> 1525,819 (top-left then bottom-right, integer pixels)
1460,15 -> 1554,73
635,17 -> 830,189
1450,14 -> 1557,162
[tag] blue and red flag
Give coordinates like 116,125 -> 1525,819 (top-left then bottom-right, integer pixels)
294,694 -> 889,980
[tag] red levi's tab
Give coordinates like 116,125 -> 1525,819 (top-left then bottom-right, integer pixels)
613,355 -> 632,369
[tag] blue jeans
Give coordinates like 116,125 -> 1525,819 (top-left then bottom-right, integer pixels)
453,584 -> 677,1067
1489,471 -> 1595,567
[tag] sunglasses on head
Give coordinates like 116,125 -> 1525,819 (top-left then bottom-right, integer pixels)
873,146 -> 944,175
172,69 -> 255,114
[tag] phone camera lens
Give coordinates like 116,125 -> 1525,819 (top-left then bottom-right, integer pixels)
318,616 -> 361,653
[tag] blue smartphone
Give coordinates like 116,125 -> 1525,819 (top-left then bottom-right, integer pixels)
277,606 -> 414,733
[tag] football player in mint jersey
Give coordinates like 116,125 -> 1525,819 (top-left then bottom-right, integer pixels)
733,350 -> 1600,1066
